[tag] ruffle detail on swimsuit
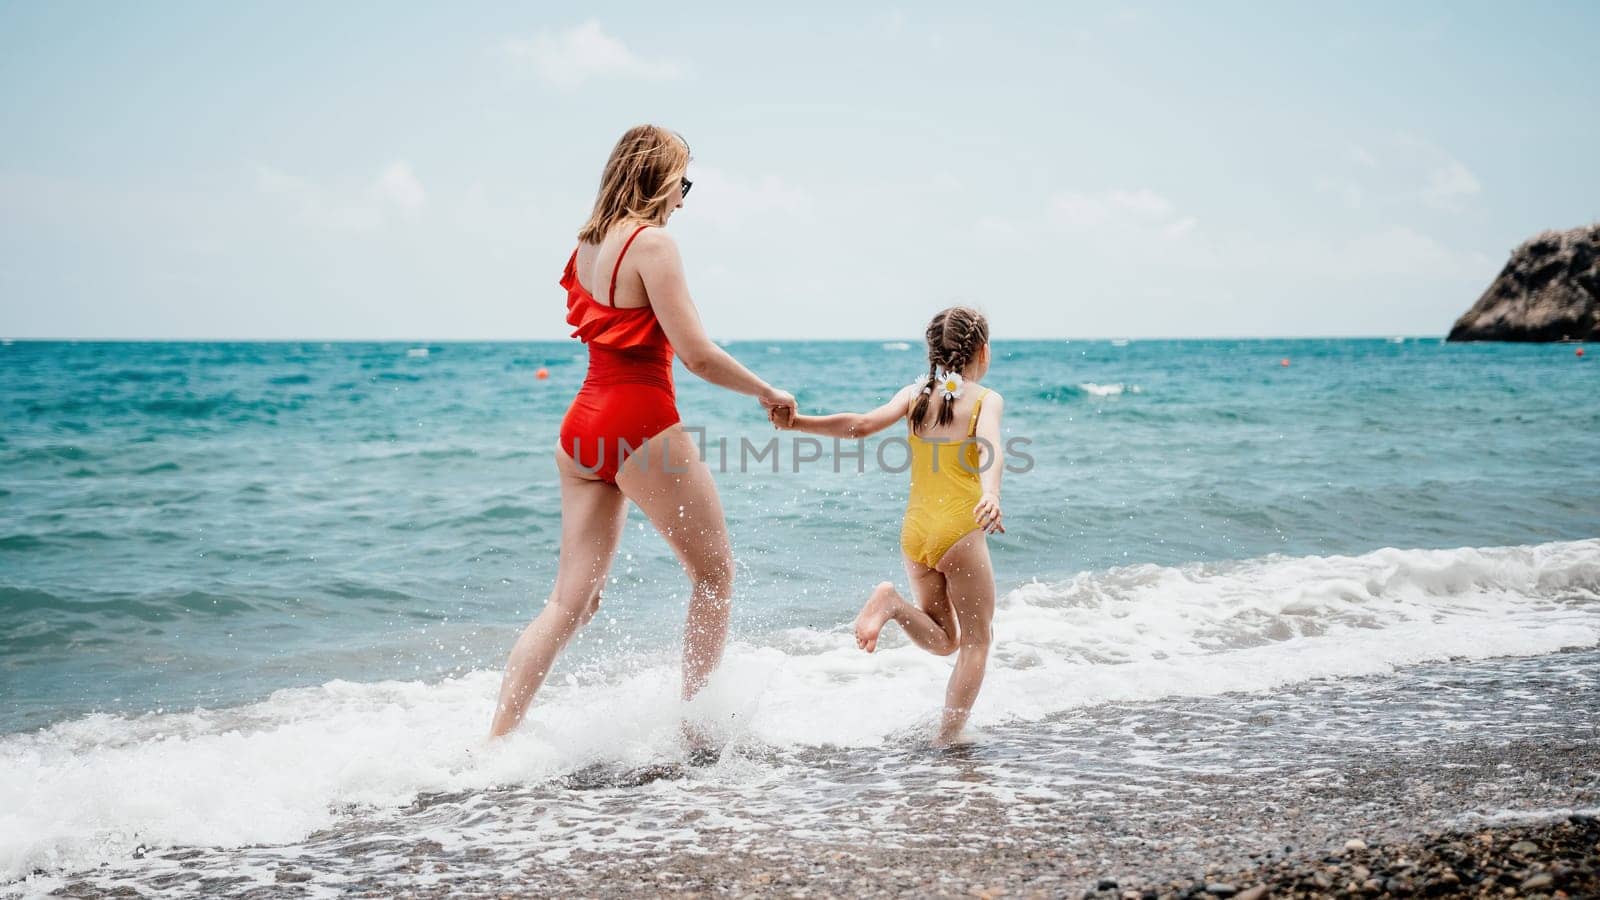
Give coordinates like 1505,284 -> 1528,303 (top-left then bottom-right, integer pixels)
561,252 -> 674,351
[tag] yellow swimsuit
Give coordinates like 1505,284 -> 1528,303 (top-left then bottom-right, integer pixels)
900,388 -> 991,569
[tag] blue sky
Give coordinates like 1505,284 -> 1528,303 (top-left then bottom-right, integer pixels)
2,1 -> 1596,340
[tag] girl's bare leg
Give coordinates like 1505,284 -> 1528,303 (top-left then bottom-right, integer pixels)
852,558 -> 960,654
904,558 -> 960,651
616,424 -> 734,702
488,450 -> 628,738
932,530 -> 996,746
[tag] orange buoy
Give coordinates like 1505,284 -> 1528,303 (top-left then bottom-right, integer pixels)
536,367 -> 550,379
1578,348 -> 1586,358
1280,358 -> 1290,367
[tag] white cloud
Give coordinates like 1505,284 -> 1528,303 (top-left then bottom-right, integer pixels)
255,161 -> 428,230
1188,225 -> 1492,281
1317,136 -> 1481,214
502,21 -> 683,89
1002,178 -> 1487,283
1161,216 -> 1198,239
1104,7 -> 1154,28
1421,159 -> 1481,209
1340,225 -> 1471,275
970,187 -> 1196,251
871,10 -> 945,50
974,214 -> 1019,241
375,161 -> 426,217
1313,175 -> 1365,209
684,166 -> 811,230
990,180 -> 1488,286
255,166 -> 382,231
1049,188 -> 1187,233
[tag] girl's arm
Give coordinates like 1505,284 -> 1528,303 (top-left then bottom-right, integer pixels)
972,391 -> 1006,534
775,384 -> 919,439
632,229 -> 794,413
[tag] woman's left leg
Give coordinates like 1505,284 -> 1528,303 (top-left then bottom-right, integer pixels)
488,448 -> 628,738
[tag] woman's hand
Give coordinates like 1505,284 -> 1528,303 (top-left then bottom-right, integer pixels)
973,492 -> 1004,534
768,406 -> 799,429
760,387 -> 795,428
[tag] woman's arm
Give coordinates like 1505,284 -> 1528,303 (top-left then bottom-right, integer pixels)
775,385 -> 918,439
631,229 -> 791,411
972,391 -> 1006,534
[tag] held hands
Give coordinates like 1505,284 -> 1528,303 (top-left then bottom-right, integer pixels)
974,492 -> 1005,534
767,406 -> 796,429
760,387 -> 796,429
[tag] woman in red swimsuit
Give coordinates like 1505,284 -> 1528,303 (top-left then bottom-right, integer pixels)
488,125 -> 795,740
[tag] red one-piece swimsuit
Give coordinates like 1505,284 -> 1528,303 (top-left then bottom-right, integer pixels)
557,225 -> 680,483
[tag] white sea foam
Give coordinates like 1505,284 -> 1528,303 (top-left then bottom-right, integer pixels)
406,347 -> 430,358
1080,382 -> 1140,397
2,539 -> 1597,880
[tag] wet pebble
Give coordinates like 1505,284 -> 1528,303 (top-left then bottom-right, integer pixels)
1113,815 -> 1600,900
1522,871 -> 1554,890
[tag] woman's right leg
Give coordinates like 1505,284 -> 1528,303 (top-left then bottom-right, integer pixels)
615,424 -> 735,702
488,449 -> 627,738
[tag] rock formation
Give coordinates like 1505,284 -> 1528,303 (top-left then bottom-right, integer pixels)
1448,223 -> 1599,342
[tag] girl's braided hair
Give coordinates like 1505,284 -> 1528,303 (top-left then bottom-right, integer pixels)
909,306 -> 989,434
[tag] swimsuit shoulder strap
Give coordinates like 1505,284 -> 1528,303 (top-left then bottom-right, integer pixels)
608,224 -> 653,307
966,388 -> 991,437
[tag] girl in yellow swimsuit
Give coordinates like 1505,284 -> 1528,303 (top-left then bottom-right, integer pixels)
772,306 -> 1005,744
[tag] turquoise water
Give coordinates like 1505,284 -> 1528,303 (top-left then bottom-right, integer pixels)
4,337 -> 1600,888
2,337 -> 1597,736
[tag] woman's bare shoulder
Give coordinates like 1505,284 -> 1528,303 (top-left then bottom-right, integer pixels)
630,224 -> 678,253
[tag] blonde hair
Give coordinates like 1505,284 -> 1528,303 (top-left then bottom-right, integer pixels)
577,125 -> 690,244
910,306 -> 990,434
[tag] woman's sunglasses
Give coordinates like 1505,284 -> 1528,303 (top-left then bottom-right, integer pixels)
680,176 -> 693,198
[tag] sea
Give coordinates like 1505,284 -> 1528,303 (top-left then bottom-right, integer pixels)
2,338 -> 1597,895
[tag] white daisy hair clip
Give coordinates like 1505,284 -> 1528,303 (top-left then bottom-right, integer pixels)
936,368 -> 964,400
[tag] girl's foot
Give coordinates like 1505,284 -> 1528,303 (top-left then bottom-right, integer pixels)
853,581 -> 900,653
